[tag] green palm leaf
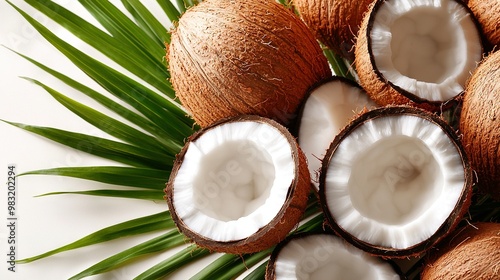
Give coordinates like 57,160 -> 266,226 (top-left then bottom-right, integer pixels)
38,189 -> 164,200
18,211 -> 174,263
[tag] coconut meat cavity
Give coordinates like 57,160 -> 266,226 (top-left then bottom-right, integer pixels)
274,234 -> 400,280
324,115 -> 465,249
171,121 -> 295,242
298,79 -> 376,188
370,0 -> 482,101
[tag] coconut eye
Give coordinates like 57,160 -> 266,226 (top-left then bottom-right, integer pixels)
355,0 -> 483,110
165,116 -> 311,254
319,106 -> 473,258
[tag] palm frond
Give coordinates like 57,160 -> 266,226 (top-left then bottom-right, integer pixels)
18,211 -> 174,263
38,189 -> 164,200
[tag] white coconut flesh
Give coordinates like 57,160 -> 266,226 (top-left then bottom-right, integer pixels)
370,0 -> 482,101
324,115 -> 465,249
298,80 -> 377,188
274,234 -> 400,280
171,121 -> 295,242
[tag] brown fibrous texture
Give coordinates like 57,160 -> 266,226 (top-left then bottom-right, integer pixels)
460,50 -> 500,200
468,0 -> 500,50
165,116 -> 311,254
293,0 -> 373,61
167,0 -> 331,128
421,222 -> 500,280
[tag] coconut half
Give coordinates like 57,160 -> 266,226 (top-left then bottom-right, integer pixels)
355,0 -> 483,110
266,233 -> 402,280
296,77 -> 377,190
319,106 -> 473,257
421,222 -> 500,280
460,50 -> 500,200
165,115 -> 310,254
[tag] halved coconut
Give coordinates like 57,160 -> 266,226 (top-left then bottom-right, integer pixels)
296,77 -> 377,190
355,0 -> 483,111
165,115 -> 311,254
266,233 -> 402,279
319,106 -> 473,257
460,50 -> 500,200
421,222 -> 500,280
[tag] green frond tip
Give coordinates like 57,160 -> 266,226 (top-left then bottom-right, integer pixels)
17,211 -> 174,264
19,166 -> 170,190
36,189 -> 165,201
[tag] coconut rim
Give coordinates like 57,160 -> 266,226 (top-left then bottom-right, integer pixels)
318,106 -> 473,257
364,0 -> 484,107
165,115 -> 305,250
265,232 -> 407,280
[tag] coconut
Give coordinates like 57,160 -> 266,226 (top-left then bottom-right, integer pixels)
355,0 -> 483,111
460,50 -> 500,200
421,222 -> 500,280
319,106 -> 473,258
467,0 -> 500,50
164,115 -> 311,254
266,233 -> 403,280
167,0 -> 332,128
295,77 -> 377,190
293,0 -> 374,61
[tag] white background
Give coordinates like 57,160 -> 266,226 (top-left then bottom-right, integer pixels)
0,1 -> 224,279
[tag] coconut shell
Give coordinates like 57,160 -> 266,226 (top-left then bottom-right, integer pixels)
355,0 -> 480,112
421,222 -> 500,280
293,0 -> 374,61
319,106 -> 474,258
460,50 -> 500,200
167,0 -> 331,128
468,0 -> 500,50
165,115 -> 311,254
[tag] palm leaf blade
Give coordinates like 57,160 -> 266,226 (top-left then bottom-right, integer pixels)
20,166 -> 169,190
18,211 -> 174,263
69,230 -> 186,280
134,245 -> 210,280
121,0 -> 170,44
22,0 -> 173,96
3,121 -> 172,169
38,189 -> 164,200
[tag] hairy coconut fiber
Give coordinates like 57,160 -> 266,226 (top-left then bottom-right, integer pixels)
421,222 -> 500,280
293,0 -> 373,61
167,0 -> 332,127
460,50 -> 500,200
468,0 -> 500,49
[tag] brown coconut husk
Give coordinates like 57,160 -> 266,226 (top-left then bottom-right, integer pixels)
165,115 -> 311,254
421,222 -> 500,280
468,0 -> 500,50
167,0 -> 331,128
293,0 -> 374,61
460,50 -> 500,200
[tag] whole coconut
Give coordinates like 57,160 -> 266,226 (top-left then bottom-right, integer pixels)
467,0 -> 500,50
293,0 -> 374,61
167,0 -> 332,127
421,222 -> 500,280
460,50 -> 500,200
